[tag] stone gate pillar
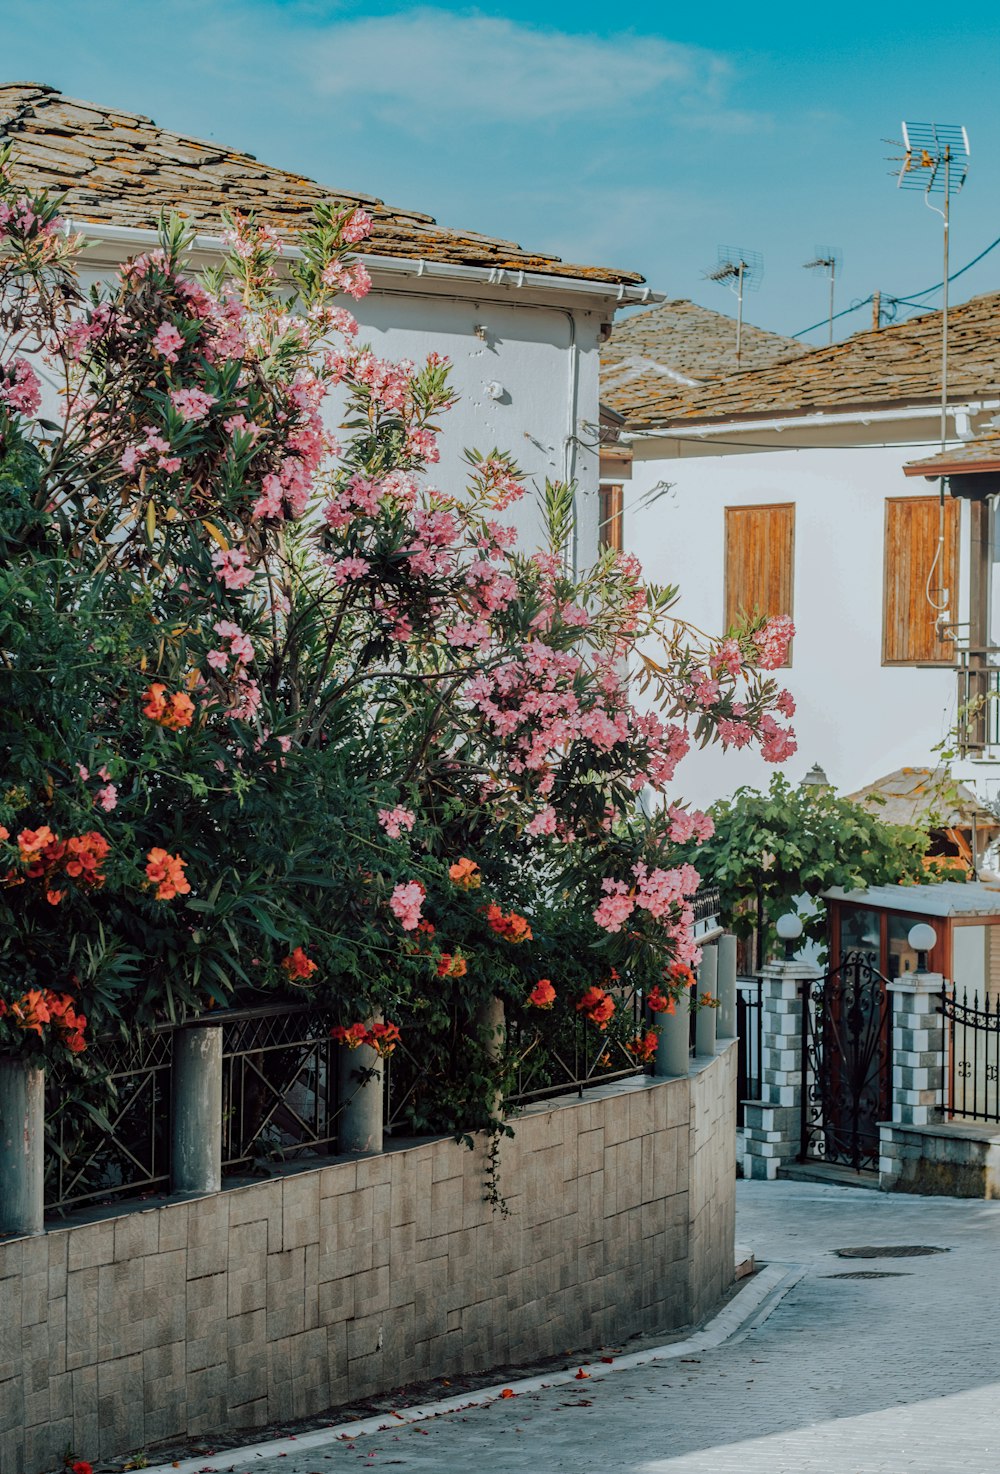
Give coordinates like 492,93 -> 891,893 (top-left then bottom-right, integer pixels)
742,957 -> 821,1180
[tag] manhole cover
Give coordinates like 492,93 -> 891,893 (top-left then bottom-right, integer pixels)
824,1271 -> 913,1280
835,1245 -> 948,1259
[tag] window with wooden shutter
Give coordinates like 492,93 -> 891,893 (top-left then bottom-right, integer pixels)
599,483 -> 624,552
724,503 -> 795,665
883,495 -> 959,665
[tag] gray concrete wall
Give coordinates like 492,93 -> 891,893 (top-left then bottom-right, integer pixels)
880,1119 -> 1000,1198
0,1045 -> 736,1474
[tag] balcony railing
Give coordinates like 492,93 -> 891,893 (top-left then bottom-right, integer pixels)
956,649 -> 1000,756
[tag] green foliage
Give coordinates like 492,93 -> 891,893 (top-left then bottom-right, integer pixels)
681,773 -> 945,962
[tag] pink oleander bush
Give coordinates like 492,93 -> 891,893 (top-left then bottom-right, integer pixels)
0,144 -> 795,1131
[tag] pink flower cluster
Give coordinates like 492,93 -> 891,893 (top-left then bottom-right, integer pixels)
170,385 -> 216,423
378,807 -> 416,839
121,426 -> 182,476
594,862 -> 703,967
753,615 -> 795,670
389,881 -> 425,931
759,714 -> 798,763
0,357 -> 41,418
252,371 -> 330,521
153,323 -> 185,362
212,547 -> 255,591
208,621 -> 254,671
666,806 -> 714,844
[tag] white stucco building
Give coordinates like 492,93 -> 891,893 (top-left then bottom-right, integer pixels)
1,82 -> 658,563
603,292 -> 1000,820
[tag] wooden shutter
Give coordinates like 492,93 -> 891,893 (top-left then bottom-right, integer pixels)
724,503 -> 795,664
883,495 -> 959,665
599,483 -> 624,552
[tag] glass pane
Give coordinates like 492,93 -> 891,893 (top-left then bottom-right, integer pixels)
840,906 -> 880,965
887,913 -> 920,979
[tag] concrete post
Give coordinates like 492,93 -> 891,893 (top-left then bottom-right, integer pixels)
879,971 -> 946,1190
741,958 -> 821,1181
695,945 -> 718,1056
474,996 -> 506,1124
172,1024 -> 223,1194
338,1025 -> 385,1154
0,1055 -> 45,1236
717,934 -> 738,1040
655,995 -> 691,1078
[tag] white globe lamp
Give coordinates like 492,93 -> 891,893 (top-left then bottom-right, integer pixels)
776,912 -> 804,962
907,922 -> 937,973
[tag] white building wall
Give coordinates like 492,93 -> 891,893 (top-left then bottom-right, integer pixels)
626,428 -> 975,809
74,237 -> 615,564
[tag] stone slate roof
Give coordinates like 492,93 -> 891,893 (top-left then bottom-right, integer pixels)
601,298 -> 808,416
0,82 -> 643,288
622,291 -> 1000,429
904,431 -> 1000,478
846,767 -> 998,832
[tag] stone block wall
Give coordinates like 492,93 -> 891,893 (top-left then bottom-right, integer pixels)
880,1119 -> 1000,1198
0,1045 -> 736,1474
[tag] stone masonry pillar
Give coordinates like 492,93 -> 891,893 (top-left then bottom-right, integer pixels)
0,1055 -> 45,1236
172,1024 -> 223,1194
742,958 -> 821,1181
879,970 -> 946,1189
717,933 -> 738,1041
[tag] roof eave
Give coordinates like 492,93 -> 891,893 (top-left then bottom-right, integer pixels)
69,217 -> 665,308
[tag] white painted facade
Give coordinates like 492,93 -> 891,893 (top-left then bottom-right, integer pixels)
72,224 -> 658,566
624,404 -> 1000,810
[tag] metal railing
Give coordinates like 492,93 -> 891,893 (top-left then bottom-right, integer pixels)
956,649 -> 1000,756
736,976 -> 763,1125
505,980 -> 648,1107
45,1026 -> 174,1215
941,987 -> 1000,1123
692,885 -> 722,929
221,1001 -> 338,1174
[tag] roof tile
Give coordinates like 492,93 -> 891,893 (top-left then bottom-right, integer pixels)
0,82 -> 642,287
621,292 -> 1000,427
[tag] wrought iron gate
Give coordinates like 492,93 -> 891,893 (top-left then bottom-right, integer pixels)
800,952 -> 891,1172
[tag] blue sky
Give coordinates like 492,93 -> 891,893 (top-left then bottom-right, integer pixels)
6,1 -> 1000,340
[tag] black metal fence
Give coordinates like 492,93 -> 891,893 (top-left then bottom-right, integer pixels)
45,1026 -> 174,1215
221,1001 -> 339,1173
505,980 -> 648,1107
736,977 -> 763,1125
941,988 -> 1000,1123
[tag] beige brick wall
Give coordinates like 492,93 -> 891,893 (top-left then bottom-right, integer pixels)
0,1044 -> 736,1474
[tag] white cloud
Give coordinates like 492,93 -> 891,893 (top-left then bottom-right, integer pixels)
304,9 -> 743,126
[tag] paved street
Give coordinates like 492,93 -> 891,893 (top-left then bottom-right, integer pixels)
162,1182 -> 1000,1474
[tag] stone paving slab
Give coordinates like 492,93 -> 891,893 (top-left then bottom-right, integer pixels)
169,1182 -> 1000,1474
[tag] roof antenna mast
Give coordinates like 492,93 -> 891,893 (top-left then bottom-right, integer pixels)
705,247 -> 763,368
802,249 -> 842,344
891,121 -> 971,622
893,121 -> 971,453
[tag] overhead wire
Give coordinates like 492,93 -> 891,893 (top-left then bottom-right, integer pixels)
790,231 -> 1000,338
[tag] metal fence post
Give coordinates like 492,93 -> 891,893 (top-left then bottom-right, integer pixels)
172,1024 -> 223,1193
0,1055 -> 45,1236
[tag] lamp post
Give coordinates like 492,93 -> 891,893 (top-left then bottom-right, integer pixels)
908,922 -> 937,973
776,911 -> 804,962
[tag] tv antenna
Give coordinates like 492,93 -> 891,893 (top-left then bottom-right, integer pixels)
890,121 -> 971,619
802,248 -> 841,344
891,121 -> 970,451
705,247 -> 763,367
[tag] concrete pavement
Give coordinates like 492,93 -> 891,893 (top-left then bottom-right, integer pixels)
146,1181 -> 1000,1473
